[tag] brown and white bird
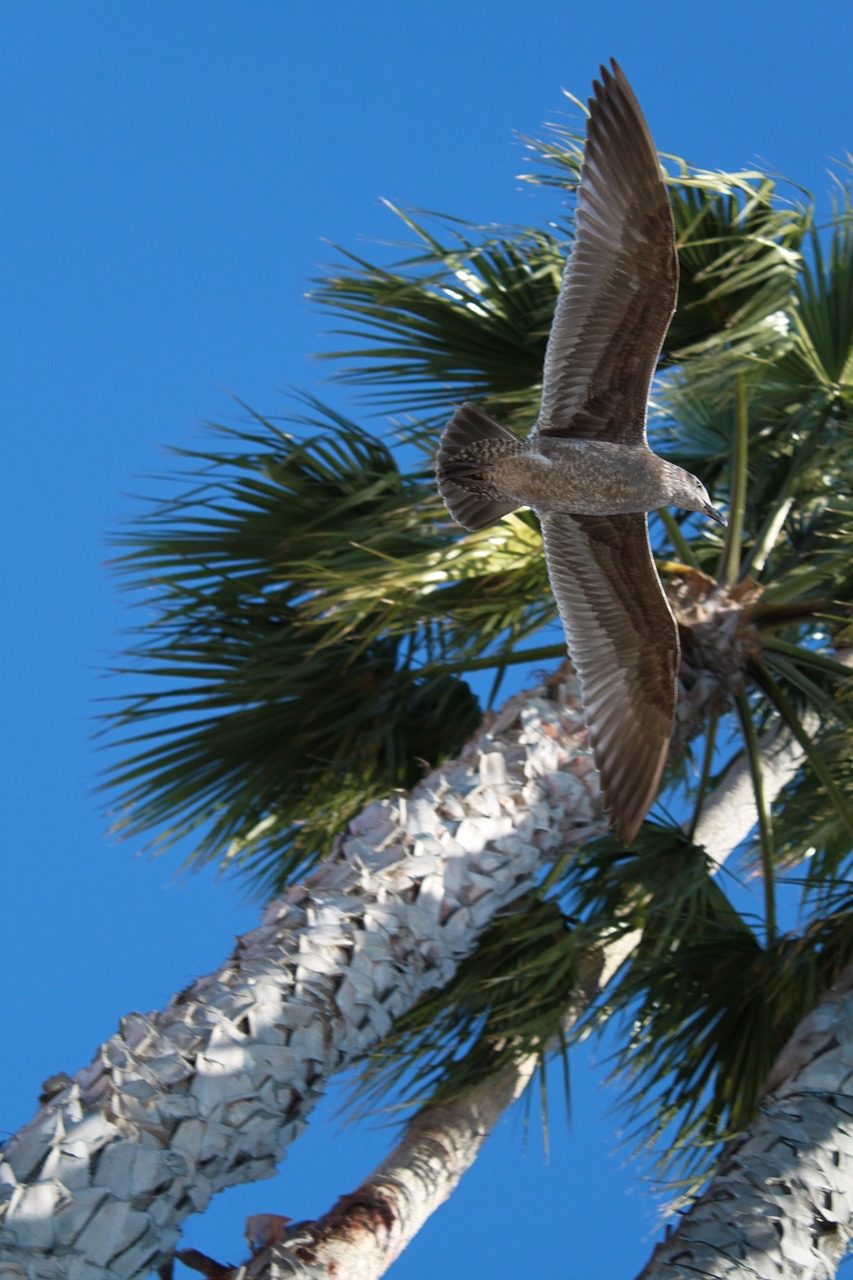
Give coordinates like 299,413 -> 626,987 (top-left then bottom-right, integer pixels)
436,60 -> 725,844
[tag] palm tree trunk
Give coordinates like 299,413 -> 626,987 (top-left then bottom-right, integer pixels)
237,1057 -> 542,1280
635,962 -> 853,1280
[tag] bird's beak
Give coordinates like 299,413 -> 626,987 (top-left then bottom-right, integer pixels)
704,503 -> 727,527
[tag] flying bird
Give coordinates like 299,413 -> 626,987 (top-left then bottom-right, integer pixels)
436,59 -> 725,845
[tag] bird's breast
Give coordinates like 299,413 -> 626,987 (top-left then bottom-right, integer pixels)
495,440 -> 661,515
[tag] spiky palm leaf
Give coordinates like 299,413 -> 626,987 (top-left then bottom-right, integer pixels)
311,213 -> 558,420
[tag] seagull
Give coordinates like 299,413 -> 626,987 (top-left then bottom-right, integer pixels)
436,59 -> 725,845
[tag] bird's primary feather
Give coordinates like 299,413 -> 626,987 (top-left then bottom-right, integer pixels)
539,511 -> 678,844
536,61 -> 678,444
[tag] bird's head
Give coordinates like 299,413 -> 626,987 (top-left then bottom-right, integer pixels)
663,461 -> 726,526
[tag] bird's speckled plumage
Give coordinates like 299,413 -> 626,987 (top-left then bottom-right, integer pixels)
436,60 -> 724,844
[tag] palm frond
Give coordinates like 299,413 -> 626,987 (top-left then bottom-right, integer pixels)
602,890 -> 853,1190
774,725 -> 853,890
310,215 -> 560,420
665,166 -> 804,357
105,400 -> 483,894
310,160 -> 804,425
788,198 -> 853,392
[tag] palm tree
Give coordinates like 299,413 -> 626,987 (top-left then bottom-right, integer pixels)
1,106 -> 852,1280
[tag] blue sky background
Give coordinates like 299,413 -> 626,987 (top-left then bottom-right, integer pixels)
3,4 -> 853,1276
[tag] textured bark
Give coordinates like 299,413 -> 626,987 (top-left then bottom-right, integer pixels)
0,582 -> 755,1280
692,716 -> 814,865
251,1060 -> 541,1280
636,964 -> 853,1280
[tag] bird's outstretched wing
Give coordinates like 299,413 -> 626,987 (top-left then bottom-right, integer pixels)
535,60 -> 678,444
539,510 -> 679,842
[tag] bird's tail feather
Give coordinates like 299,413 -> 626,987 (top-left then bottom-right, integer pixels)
436,403 -> 521,531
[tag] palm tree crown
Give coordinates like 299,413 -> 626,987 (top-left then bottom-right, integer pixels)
105,111 -> 853,1211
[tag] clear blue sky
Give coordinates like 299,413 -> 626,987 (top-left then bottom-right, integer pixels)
3,4 -> 852,1277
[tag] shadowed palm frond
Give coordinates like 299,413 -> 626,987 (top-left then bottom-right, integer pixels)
520,829 -> 853,1190
105,400 -> 489,893
772,721 -> 853,889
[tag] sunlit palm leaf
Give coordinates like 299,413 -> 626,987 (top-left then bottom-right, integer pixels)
666,167 -> 804,355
